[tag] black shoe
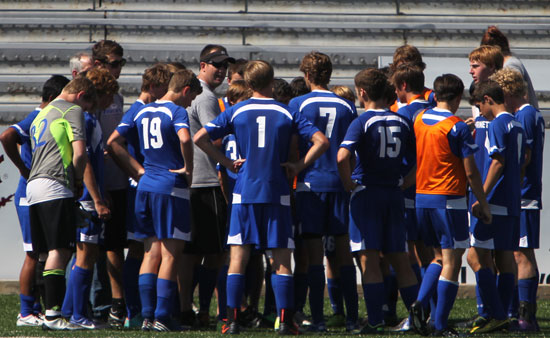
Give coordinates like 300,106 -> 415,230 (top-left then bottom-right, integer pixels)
456,315 -> 488,329
432,327 -> 461,337
410,301 -> 430,336
180,309 -> 196,329
278,309 -> 302,335
108,308 -> 125,328
222,308 -> 241,334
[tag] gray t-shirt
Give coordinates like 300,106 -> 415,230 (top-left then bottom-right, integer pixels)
188,79 -> 222,187
504,56 -> 539,110
28,98 -> 85,191
97,93 -> 129,190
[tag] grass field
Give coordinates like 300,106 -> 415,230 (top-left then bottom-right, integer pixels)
1,294 -> 549,337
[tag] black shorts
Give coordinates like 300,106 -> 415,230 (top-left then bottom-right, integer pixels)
103,189 -> 127,250
30,198 -> 76,253
184,186 -> 227,254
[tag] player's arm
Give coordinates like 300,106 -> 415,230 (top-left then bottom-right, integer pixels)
483,153 -> 505,196
401,164 -> 416,191
218,170 -> 230,204
464,155 -> 491,224
72,139 -> 88,195
0,127 -> 29,179
169,128 -> 194,185
194,127 -> 243,173
281,131 -> 328,179
82,160 -> 110,219
336,147 -> 357,192
106,130 -> 145,181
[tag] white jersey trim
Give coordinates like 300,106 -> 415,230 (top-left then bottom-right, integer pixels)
470,233 -> 494,249
170,187 -> 190,200
134,106 -> 173,121
299,96 -> 353,113
489,203 -> 509,216
364,115 -> 410,132
231,104 -> 293,122
446,197 -> 467,210
521,199 -> 540,209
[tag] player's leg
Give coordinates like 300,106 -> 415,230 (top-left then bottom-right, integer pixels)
68,241 -> 100,327
139,238 -> 161,328
224,244 -> 252,333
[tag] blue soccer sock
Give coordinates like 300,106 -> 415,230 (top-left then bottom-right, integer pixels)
70,266 -> 92,321
226,273 -> 245,310
411,263 -> 422,285
518,276 -> 538,304
154,278 -> 177,322
138,273 -> 157,319
497,273 -> 515,316
123,257 -> 142,319
508,284 -> 519,318
434,278 -> 459,331
32,300 -> 42,315
340,265 -> 359,324
263,270 -> 276,316
529,272 -> 539,305
20,294 -> 35,317
307,265 -> 325,325
272,274 -> 294,316
363,282 -> 385,327
217,265 -> 228,320
327,278 -> 344,314
475,284 -> 489,318
417,263 -> 442,308
61,266 -> 74,318
475,268 -> 506,320
293,272 -> 308,313
383,271 -> 398,317
199,267 -> 219,313
399,283 -> 419,310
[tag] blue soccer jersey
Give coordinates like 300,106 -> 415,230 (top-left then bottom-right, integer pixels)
80,112 -> 104,202
515,104 -> 545,208
289,90 -> 357,192
219,134 -> 240,199
117,99 -> 145,165
116,100 -> 191,196
483,112 -> 525,216
340,109 -> 415,187
205,97 -> 319,205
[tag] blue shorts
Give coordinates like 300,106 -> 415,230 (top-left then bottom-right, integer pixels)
519,209 -> 540,249
14,188 -> 33,252
470,214 -> 519,251
135,190 -> 191,241
349,186 -> 406,253
76,201 -> 104,245
125,185 -> 142,242
404,206 -> 419,242
228,203 -> 294,250
416,208 -> 469,249
296,191 -> 349,236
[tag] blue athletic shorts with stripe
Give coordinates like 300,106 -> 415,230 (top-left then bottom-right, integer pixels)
14,184 -> 33,252
349,185 -> 406,253
296,190 -> 349,236
470,214 -> 519,251
135,190 -> 191,241
228,203 -> 294,250
76,201 -> 104,245
416,208 -> 469,249
125,183 -> 143,242
404,200 -> 419,242
519,209 -> 540,249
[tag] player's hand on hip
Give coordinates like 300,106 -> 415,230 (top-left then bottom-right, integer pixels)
95,200 -> 111,220
230,158 -> 246,174
280,161 -> 301,180
169,167 -> 192,185
471,201 -> 492,224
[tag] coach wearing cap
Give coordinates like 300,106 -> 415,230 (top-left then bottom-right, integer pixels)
181,44 -> 235,324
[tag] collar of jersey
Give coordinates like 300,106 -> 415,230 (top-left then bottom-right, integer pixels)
155,100 -> 173,104
518,103 -> 531,111
312,89 -> 332,93
251,97 -> 274,101
432,107 -> 452,114
496,111 -> 513,118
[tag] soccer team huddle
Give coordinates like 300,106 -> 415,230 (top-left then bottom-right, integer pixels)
0,25 -> 544,336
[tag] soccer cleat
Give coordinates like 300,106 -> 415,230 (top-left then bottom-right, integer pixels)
124,314 -> 144,329
326,313 -> 346,327
457,315 -> 488,329
42,316 -> 79,330
16,313 -> 43,327
180,309 -> 197,329
198,311 -> 210,328
470,318 -> 508,334
391,317 -> 411,332
141,318 -> 154,331
352,323 -> 384,335
306,322 -> 327,333
274,316 -> 280,331
70,317 -> 107,330
279,309 -> 302,335
221,307 -> 241,334
410,301 -> 430,336
517,318 -> 539,332
108,308 -> 125,328
152,318 -> 185,332
346,321 -> 360,332
293,310 -> 311,327
432,327 -> 460,337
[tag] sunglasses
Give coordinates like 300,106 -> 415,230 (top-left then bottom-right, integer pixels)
207,61 -> 229,69
103,58 -> 126,68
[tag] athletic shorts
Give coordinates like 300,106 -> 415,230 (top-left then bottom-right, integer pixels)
348,185 -> 406,253
125,185 -> 142,242
296,191 -> 349,236
519,209 -> 540,249
76,201 -> 104,245
404,205 -> 419,242
227,203 -> 294,250
14,188 -> 33,252
134,190 -> 191,241
29,197 -> 76,253
470,214 -> 519,251
103,189 -> 127,250
416,208 -> 469,249
184,187 -> 227,254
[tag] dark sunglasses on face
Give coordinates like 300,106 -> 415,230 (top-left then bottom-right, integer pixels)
104,58 -> 126,68
207,61 -> 229,69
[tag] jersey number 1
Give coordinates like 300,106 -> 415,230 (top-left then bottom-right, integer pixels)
141,117 -> 164,149
256,116 -> 266,148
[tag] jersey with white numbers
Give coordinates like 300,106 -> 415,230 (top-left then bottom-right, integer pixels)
205,97 -> 319,204
118,99 -> 145,165
340,109 -> 415,187
289,90 -> 357,192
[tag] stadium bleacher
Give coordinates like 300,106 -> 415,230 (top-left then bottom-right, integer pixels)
0,0 -> 549,124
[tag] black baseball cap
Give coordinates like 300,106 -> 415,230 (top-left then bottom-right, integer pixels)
201,50 -> 236,64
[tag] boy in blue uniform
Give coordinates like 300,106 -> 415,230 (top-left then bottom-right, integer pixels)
490,68 -> 545,330
0,75 -> 70,327
468,80 -> 526,334
107,69 -> 202,331
337,68 -> 419,334
289,51 -> 358,332
194,60 -> 329,335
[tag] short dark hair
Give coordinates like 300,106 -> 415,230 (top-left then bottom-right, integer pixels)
290,76 -> 310,97
390,64 -> 424,93
42,75 -> 70,103
199,44 -> 227,60
391,45 -> 426,72
228,58 -> 248,80
168,69 -> 202,95
141,63 -> 172,92
272,78 -> 293,105
481,26 -> 511,56
299,51 -> 332,86
471,80 -> 505,105
355,68 -> 388,102
92,40 -> 123,61
433,74 -> 464,103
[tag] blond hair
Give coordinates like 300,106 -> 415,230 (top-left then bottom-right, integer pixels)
331,85 -> 355,103
489,68 -> 527,98
244,60 -> 274,91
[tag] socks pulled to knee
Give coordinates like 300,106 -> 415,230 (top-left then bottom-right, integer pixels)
272,274 -> 294,316
226,273 -> 245,309
293,272 -> 307,313
411,263 -> 422,285
399,283 -> 419,310
43,269 -> 66,319
417,263 -> 442,308
123,257 -> 142,319
383,270 -> 398,317
327,278 -> 344,315
340,265 -> 358,324
363,282 -> 385,327
475,268 -> 506,320
154,278 -> 177,322
217,265 -> 228,320
138,273 -> 157,319
434,278 -> 459,331
71,266 -> 93,321
496,273 -> 515,317
198,267 -> 219,313
19,294 -> 35,317
307,265 -> 325,325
